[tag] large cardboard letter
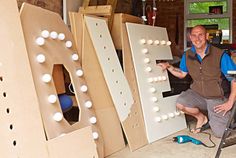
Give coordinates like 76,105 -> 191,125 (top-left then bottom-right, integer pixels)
0,2 -> 100,157
126,23 -> 187,143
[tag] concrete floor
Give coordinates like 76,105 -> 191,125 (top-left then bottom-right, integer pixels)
107,128 -> 236,158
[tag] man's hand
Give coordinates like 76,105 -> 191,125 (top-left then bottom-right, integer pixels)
157,62 -> 187,79
215,79 -> 236,116
157,62 -> 171,71
214,101 -> 234,116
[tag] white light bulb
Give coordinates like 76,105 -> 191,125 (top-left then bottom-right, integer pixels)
85,100 -> 92,108
65,41 -> 72,48
166,41 -> 172,46
89,116 -> 97,124
174,111 -> 180,116
42,74 -> 52,83
153,106 -> 160,112
41,30 -> 50,38
141,16 -> 147,21
168,113 -> 175,118
36,54 -> 46,63
152,97 -> 158,102
35,37 -> 45,46
147,39 -> 153,45
160,40 -> 166,45
50,31 -> 58,39
145,67 -> 152,72
48,94 -> 57,103
76,69 -> 83,77
92,132 -> 99,140
153,77 -> 158,82
72,54 -> 79,61
80,85 -> 88,92
162,115 -> 168,120
53,112 -> 63,122
161,76 -> 167,81
154,40 -> 160,45
150,87 -> 156,93
155,117 -> 162,122
139,39 -> 146,45
144,58 -> 150,63
142,48 -> 149,54
147,78 -> 153,83
58,33 -> 65,40
157,76 -> 162,81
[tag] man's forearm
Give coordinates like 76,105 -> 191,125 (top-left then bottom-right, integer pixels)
167,65 -> 186,79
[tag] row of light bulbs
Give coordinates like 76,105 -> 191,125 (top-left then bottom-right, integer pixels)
140,38 -> 162,117
140,39 -> 171,46
140,38 -> 177,123
36,30 -> 73,48
148,76 -> 167,83
155,111 -> 183,123
36,30 -> 99,140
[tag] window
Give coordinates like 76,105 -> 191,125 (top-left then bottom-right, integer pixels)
184,0 -> 232,48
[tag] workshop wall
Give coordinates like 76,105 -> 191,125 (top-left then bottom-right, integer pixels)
17,0 -> 62,16
155,1 -> 184,57
16,0 -> 236,55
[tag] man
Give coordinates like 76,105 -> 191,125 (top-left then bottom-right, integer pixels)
158,25 -> 236,137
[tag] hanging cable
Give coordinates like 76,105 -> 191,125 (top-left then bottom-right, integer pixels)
152,0 -> 157,26
141,0 -> 147,24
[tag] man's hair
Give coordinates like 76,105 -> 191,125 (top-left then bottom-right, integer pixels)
190,25 -> 207,34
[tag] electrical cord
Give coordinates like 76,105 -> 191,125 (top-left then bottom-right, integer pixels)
199,131 -> 216,148
188,124 -> 216,148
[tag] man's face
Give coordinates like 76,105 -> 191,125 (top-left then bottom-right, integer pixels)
190,26 -> 208,50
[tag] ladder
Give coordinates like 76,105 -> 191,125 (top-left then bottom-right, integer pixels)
215,71 -> 236,158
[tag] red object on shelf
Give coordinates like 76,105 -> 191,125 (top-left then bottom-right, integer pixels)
230,44 -> 236,50
146,5 -> 155,25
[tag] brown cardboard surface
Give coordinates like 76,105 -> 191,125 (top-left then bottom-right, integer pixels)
20,3 -> 102,157
79,5 -> 112,16
111,14 -> 142,49
106,0 -> 117,30
63,0 -> 82,25
0,1 -> 49,157
52,65 -> 66,94
122,24 -> 148,151
95,108 -> 126,154
110,13 -> 148,151
82,17 -> 125,156
69,12 -> 83,63
47,126 -> 98,158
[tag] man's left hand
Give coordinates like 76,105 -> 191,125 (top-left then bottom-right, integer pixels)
214,101 -> 234,116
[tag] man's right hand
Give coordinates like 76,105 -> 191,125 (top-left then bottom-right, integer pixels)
157,62 -> 187,79
157,62 -> 171,71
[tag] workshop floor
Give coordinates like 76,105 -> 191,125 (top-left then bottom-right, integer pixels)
107,127 -> 236,158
